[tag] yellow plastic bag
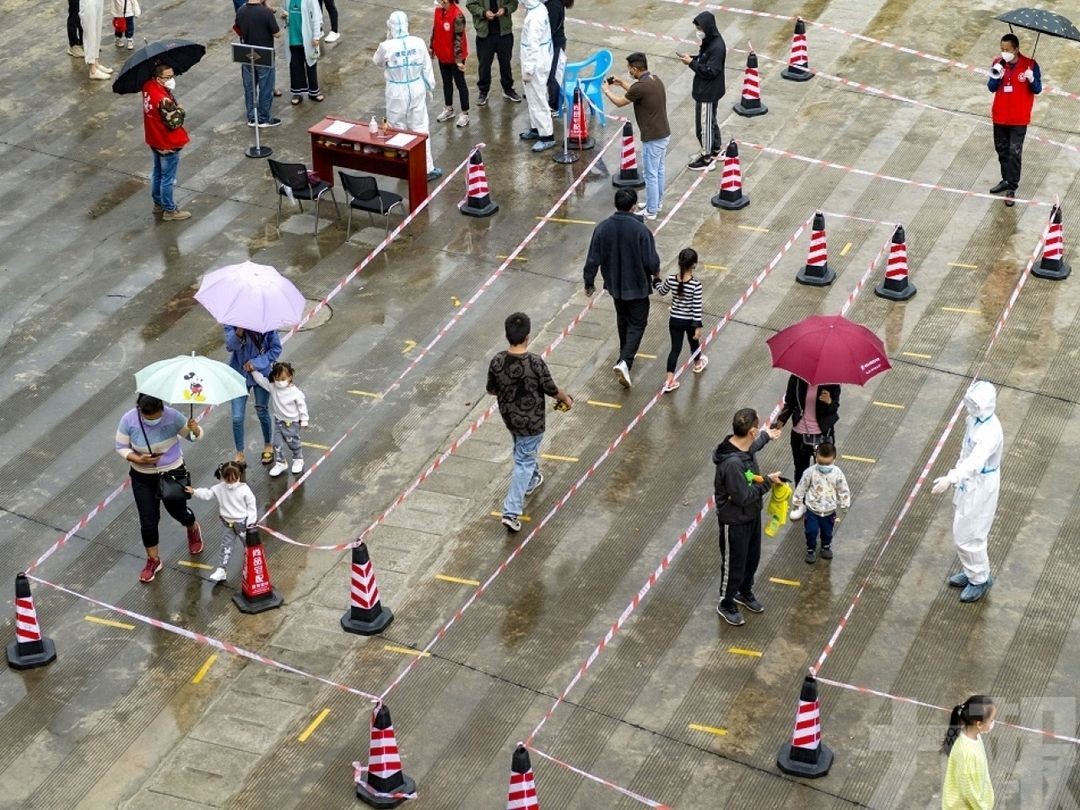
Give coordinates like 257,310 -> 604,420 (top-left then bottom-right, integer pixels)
764,480 -> 793,537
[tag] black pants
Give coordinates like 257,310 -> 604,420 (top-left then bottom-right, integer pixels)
695,100 -> 721,157
130,467 -> 195,549
439,61 -> 470,110
790,428 -> 834,488
993,123 -> 1027,188
476,33 -> 515,95
319,0 -> 338,32
67,0 -> 82,46
289,46 -> 320,97
612,296 -> 650,370
547,42 -> 565,112
666,317 -> 699,373
718,516 -> 761,609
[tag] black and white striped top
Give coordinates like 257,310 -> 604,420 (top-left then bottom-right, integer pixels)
655,274 -> 704,325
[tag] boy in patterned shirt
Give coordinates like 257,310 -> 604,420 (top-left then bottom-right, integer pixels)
792,441 -> 851,564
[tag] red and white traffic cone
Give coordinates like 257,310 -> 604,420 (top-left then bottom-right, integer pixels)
710,139 -> 750,211
567,85 -> 594,151
612,121 -> 645,189
355,703 -> 417,808
6,573 -> 57,671
459,149 -> 499,218
340,542 -> 394,636
733,49 -> 768,117
1032,204 -> 1072,280
781,18 -> 814,82
232,527 -> 284,613
777,674 -> 833,778
507,745 -> 540,809
797,211 -> 835,286
875,225 -> 917,300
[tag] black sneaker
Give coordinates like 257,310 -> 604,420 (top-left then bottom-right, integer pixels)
805,548 -> 816,564
734,593 -> 764,614
524,471 -> 544,497
258,117 -> 282,128
989,180 -> 1011,194
820,546 -> 833,560
503,88 -> 522,103
687,154 -> 715,172
478,92 -> 489,107
501,514 -> 522,533
716,602 -> 745,626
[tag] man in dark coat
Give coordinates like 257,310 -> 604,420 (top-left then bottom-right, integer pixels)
772,374 -> 842,507
678,10 -> 726,171
582,188 -> 661,389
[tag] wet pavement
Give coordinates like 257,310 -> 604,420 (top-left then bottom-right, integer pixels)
3,0 -> 1080,807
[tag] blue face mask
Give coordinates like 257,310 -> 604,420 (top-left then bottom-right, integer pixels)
817,464 -> 834,474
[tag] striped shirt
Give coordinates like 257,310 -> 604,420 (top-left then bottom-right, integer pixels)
115,406 -> 199,474
655,274 -> 704,325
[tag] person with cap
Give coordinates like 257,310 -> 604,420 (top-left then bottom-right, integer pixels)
987,33 -> 1041,206
517,0 -> 556,152
677,11 -> 726,171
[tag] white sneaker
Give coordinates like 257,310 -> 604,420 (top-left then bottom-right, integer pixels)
99,64 -> 114,73
455,112 -> 470,128
436,106 -> 455,123
209,567 -> 227,583
115,38 -> 125,47
127,39 -> 134,49
89,67 -> 111,80
636,202 -> 663,214
324,31 -> 340,43
613,361 -> 631,388
789,505 -> 805,521
269,460 -> 288,477
642,211 -> 658,221
290,458 -> 304,474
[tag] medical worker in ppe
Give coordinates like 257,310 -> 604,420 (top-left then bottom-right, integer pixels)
374,11 -> 443,180
517,0 -> 555,152
931,380 -> 1003,603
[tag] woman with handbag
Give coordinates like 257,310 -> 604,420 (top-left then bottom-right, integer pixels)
772,374 -> 841,517
114,394 -> 205,583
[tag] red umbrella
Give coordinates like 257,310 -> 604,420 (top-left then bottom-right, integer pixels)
766,314 -> 891,385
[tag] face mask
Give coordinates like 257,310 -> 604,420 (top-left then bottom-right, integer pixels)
140,413 -> 162,425
695,30 -> 705,41
274,380 -> 290,389
163,78 -> 176,91
817,464 -> 834,474
1000,51 -> 1014,63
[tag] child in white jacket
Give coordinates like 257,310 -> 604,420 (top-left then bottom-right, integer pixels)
251,361 -> 310,478
111,0 -> 140,48
792,441 -> 851,564
187,461 -> 258,582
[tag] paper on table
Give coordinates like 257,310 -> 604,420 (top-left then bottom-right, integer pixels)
324,120 -> 354,136
386,133 -> 416,148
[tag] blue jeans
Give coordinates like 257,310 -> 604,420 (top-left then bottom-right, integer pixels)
231,386 -> 272,452
502,433 -> 543,518
804,510 -> 835,550
150,150 -> 181,212
642,136 -> 669,215
242,63 -> 275,124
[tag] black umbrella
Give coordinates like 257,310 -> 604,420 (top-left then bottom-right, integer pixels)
111,38 -> 206,95
996,8 -> 1080,57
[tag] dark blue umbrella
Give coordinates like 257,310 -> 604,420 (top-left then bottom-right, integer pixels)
111,38 -> 206,95
996,8 -> 1080,57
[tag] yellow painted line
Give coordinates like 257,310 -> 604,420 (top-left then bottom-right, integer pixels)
948,261 -> 979,269
496,254 -> 528,262
451,296 -> 461,307
192,654 -> 218,684
384,644 -> 431,658
586,400 -> 623,409
873,401 -> 905,410
348,390 -> 382,399
688,723 -> 728,737
84,615 -> 135,631
536,216 -> 596,225
177,560 -> 214,571
490,511 -> 531,521
841,454 -> 877,464
840,242 -> 853,257
942,306 -> 981,314
301,441 -> 330,450
541,453 -> 579,462
635,352 -> 657,359
901,351 -> 932,360
769,577 -> 801,587
435,573 -> 482,586
737,225 -> 770,233
701,263 -> 728,271
402,340 -> 417,354
297,708 -> 331,742
727,647 -> 763,658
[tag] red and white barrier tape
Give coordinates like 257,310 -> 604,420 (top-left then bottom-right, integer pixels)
525,746 -> 671,809
25,479 -> 132,573
655,172 -> 710,232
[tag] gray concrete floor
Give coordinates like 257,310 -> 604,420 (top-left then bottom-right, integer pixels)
3,0 -> 1080,807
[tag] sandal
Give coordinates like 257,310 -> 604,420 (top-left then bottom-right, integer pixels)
261,450 -> 274,465
693,355 -> 709,374
291,95 -> 302,105
310,93 -> 325,102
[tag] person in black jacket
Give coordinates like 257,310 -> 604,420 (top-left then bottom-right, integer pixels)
772,374 -> 841,511
713,408 -> 782,626
583,188 -> 662,389
544,0 -> 572,113
678,11 -> 726,171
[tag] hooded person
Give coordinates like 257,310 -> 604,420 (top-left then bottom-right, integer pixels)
932,381 -> 1003,603
678,11 -> 726,171
517,0 -> 555,151
374,11 -> 443,180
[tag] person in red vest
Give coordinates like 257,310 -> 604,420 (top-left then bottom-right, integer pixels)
142,63 -> 192,221
987,33 -> 1041,207
431,0 -> 471,128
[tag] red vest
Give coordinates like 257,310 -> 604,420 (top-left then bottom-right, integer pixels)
431,4 -> 467,65
991,54 -> 1037,126
142,79 -> 190,151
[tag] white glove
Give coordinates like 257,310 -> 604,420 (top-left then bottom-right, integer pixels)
931,476 -> 951,495
989,63 -> 1005,80
1022,68 -> 1034,82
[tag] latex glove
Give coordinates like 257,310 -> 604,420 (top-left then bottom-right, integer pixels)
931,476 -> 951,495
1022,67 -> 1034,82
989,62 -> 1005,80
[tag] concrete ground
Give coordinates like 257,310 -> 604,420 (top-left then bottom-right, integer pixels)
3,0 -> 1080,807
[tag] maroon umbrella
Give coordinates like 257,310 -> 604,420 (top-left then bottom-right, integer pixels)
766,314 -> 891,385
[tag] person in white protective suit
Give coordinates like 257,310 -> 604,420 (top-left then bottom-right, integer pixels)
931,380 -> 1003,603
517,0 -> 555,152
374,11 -> 443,181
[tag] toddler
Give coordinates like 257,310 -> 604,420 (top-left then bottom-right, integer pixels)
112,0 -> 140,49
252,361 -> 309,477
792,442 -> 851,563
187,461 -> 258,583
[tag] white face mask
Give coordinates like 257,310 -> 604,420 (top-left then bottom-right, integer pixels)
695,30 -> 706,41
273,380 -> 291,389
163,77 -> 176,91
226,481 -> 242,489
1000,51 -> 1015,63
141,413 -> 162,425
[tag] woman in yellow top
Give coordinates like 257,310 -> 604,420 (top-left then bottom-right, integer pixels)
941,695 -> 996,809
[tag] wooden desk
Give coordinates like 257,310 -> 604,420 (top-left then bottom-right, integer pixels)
308,117 -> 429,212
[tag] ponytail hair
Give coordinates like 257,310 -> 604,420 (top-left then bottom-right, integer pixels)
942,694 -> 994,755
676,247 -> 698,299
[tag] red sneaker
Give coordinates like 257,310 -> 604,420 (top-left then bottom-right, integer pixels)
139,557 -> 163,583
187,522 -> 204,555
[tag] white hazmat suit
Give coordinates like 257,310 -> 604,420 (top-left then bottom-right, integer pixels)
519,0 -> 554,147
932,381 -> 1003,594
374,11 -> 437,175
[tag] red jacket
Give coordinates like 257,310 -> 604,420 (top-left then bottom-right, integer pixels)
989,54 -> 1041,126
431,4 -> 467,65
142,78 -> 190,151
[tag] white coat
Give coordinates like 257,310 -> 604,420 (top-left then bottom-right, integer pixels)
374,11 -> 436,172
519,0 -> 553,136
290,0 -> 323,67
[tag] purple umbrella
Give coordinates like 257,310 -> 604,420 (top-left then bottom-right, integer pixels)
195,261 -> 305,332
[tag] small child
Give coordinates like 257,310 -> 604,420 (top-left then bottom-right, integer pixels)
791,441 -> 851,563
941,695 -> 996,810
112,0 -> 141,49
251,361 -> 309,478
187,461 -> 257,583
654,247 -> 707,393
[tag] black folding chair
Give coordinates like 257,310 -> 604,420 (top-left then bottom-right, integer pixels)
338,171 -> 404,238
267,159 -> 339,234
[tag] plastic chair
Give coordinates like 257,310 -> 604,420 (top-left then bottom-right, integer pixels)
338,171 -> 404,238
561,49 -> 613,126
267,159 -> 339,235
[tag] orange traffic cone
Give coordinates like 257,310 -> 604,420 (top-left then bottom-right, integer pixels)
459,149 -> 499,218
777,674 -> 833,778
340,542 -> 394,635
355,703 -> 417,808
874,225 -> 917,301
733,50 -> 768,117
797,212 -> 834,286
1032,204 -> 1071,280
710,139 -> 750,211
507,745 -> 540,809
567,86 -> 594,151
6,573 -> 56,670
781,18 -> 814,82
232,528 -> 284,613
612,121 -> 645,189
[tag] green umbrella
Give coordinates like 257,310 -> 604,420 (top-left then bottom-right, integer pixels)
135,352 -> 248,416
